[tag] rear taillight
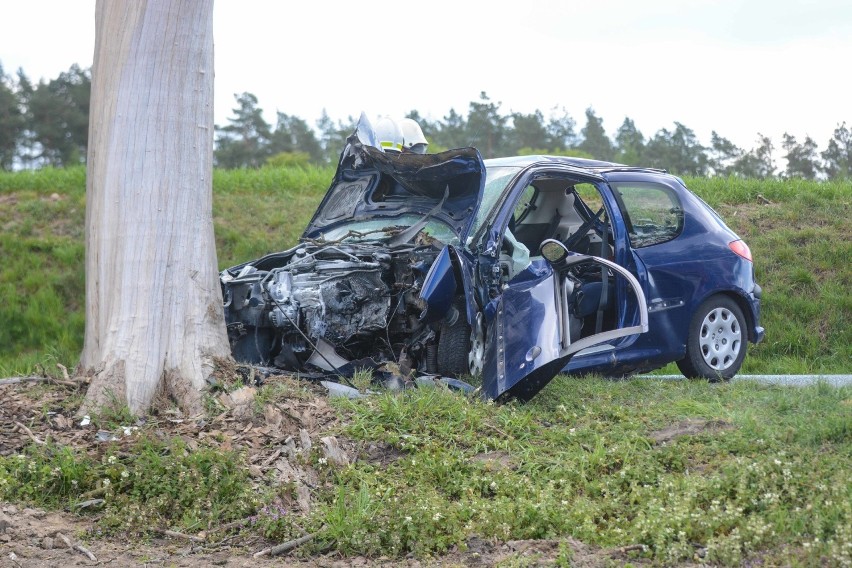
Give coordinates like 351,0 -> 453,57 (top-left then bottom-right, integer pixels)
729,239 -> 752,262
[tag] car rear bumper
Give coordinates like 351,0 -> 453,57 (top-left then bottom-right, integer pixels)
749,284 -> 764,344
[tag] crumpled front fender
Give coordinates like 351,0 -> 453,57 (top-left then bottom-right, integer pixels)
419,246 -> 458,323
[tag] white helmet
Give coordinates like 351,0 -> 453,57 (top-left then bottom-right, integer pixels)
400,118 -> 428,154
374,116 -> 404,153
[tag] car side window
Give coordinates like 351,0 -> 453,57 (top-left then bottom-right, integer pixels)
574,183 -> 603,213
613,183 -> 684,248
513,185 -> 537,223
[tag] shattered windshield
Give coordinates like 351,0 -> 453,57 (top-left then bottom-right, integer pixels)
312,215 -> 459,245
468,166 -> 522,237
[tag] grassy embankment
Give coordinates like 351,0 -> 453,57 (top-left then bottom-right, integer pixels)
0,166 -> 849,374
0,166 -> 850,564
2,376 -> 850,564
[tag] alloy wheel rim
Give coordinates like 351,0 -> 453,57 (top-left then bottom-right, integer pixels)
468,312 -> 485,376
698,307 -> 741,371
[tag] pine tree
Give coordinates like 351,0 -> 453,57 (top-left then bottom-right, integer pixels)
614,118 -> 645,165
782,133 -> 820,179
214,92 -> 272,168
821,122 -> 851,180
0,63 -> 25,170
577,108 -> 614,161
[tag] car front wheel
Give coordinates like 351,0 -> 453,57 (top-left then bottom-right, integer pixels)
436,300 -> 481,378
677,295 -> 747,381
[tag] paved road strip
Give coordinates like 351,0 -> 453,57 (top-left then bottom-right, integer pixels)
639,375 -> 852,386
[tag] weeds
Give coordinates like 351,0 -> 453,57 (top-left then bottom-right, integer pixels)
1,377 -> 850,564
0,436 -> 259,535
321,379 -> 851,564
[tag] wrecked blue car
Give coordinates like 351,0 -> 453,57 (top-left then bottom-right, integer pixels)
220,117 -> 763,401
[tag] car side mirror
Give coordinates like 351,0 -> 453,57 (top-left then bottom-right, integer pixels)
540,239 -> 569,269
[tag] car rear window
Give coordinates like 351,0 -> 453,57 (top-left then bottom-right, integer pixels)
611,182 -> 684,248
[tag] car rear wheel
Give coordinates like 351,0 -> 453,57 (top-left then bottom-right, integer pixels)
677,295 -> 747,381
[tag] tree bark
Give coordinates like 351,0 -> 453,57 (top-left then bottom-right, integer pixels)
81,0 -> 229,415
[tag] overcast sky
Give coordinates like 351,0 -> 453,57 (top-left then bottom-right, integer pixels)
2,0 -> 850,154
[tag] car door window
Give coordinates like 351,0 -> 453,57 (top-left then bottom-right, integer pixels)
612,183 -> 684,248
574,183 -> 603,213
513,185 -> 537,223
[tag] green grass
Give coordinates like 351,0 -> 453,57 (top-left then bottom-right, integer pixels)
682,176 -> 851,208
0,165 -> 332,373
317,379 -> 851,564
692,178 -> 852,375
213,165 -> 332,267
2,377 -> 849,565
0,168 -> 849,375
0,435 -> 259,535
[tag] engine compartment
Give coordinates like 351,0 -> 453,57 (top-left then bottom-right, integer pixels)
221,242 -> 442,373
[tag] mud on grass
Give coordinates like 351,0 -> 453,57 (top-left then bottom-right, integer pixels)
2,375 -> 851,566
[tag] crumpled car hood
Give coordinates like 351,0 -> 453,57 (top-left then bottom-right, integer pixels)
303,114 -> 486,244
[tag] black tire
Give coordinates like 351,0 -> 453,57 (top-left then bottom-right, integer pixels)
677,295 -> 747,382
436,304 -> 472,377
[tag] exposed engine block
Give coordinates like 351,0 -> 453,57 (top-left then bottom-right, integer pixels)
265,259 -> 390,343
221,243 -> 435,369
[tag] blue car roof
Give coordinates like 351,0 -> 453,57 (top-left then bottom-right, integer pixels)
484,155 -> 668,176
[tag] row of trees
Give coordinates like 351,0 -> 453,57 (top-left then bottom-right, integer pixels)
217,91 -> 851,180
2,62 -> 850,179
0,63 -> 90,169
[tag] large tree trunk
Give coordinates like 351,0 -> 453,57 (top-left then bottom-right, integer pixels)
81,0 -> 229,415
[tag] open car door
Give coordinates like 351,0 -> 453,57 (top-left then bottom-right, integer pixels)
481,240 -> 648,401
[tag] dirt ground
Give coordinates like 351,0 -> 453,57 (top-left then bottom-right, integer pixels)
0,502 -> 634,568
0,502 -> 645,568
1,377 -> 647,567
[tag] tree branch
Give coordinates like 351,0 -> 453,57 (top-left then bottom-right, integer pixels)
0,375 -> 79,388
56,532 -> 98,562
253,528 -> 322,558
154,527 -> 204,542
14,422 -> 46,445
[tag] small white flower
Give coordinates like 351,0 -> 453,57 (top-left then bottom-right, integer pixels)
489,481 -> 498,491
432,512 -> 442,521
568,428 -> 576,434
71,480 -> 78,486
107,455 -> 117,465
404,516 -> 412,523
317,457 -> 328,465
102,479 -> 110,487
773,459 -> 782,466
121,470 -> 130,479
